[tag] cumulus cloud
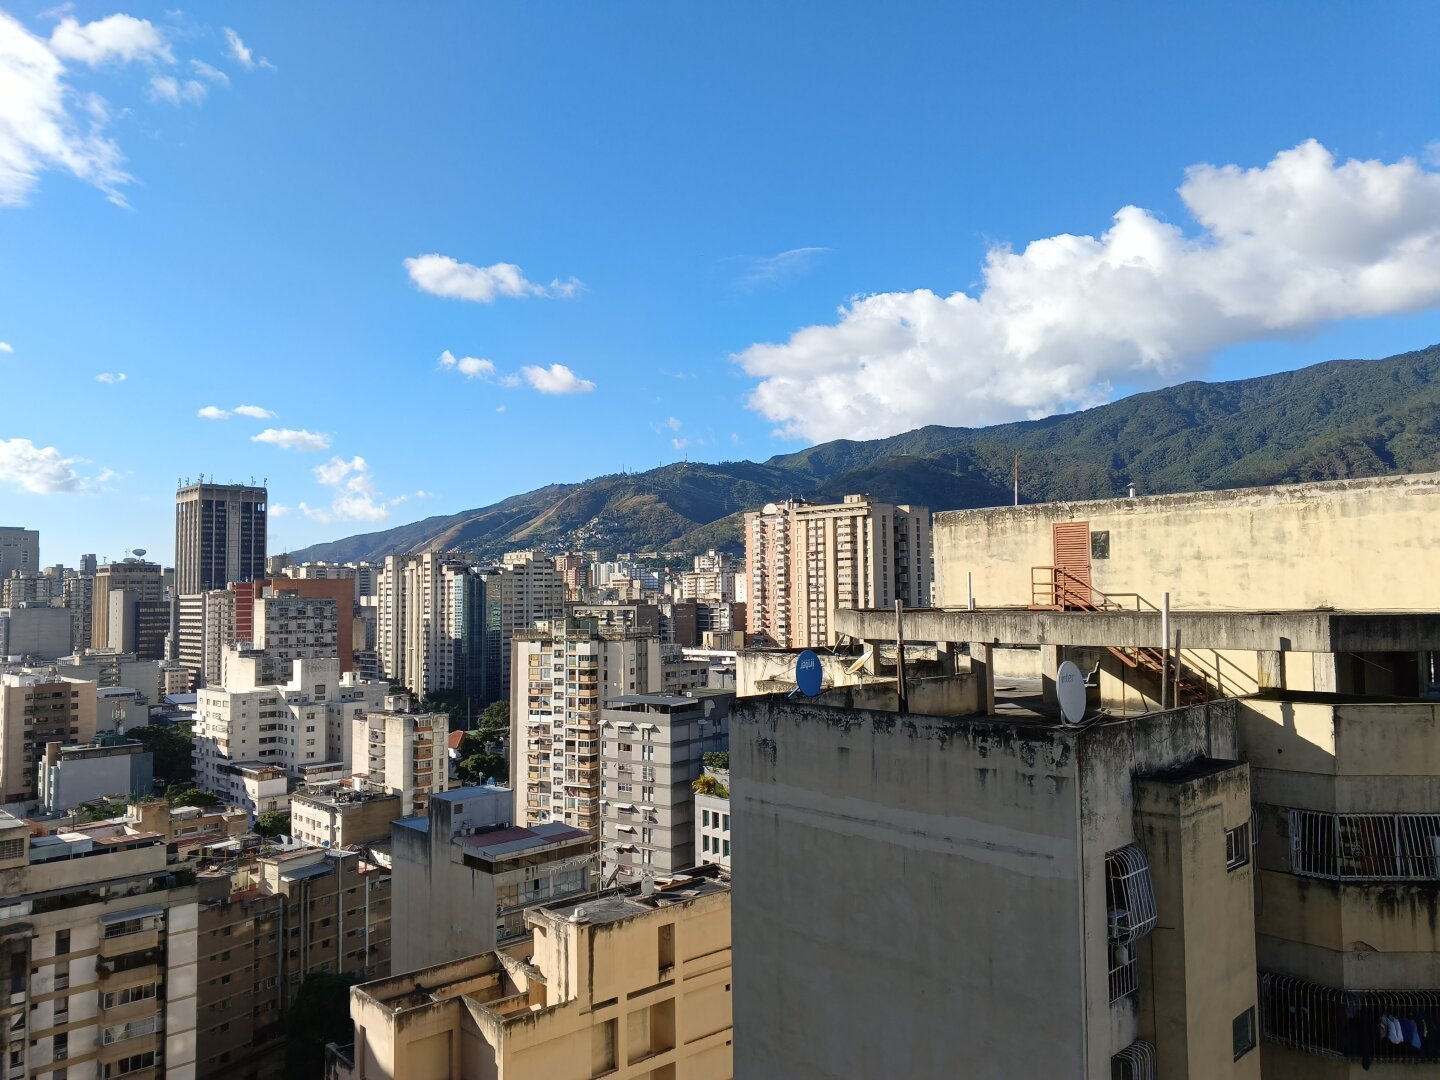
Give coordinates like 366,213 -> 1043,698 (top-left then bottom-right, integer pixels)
0,341 -> 12,353
521,363 -> 596,395
0,437 -> 91,493
404,254 -> 582,303
300,455 -> 389,523
94,371 -> 125,383
199,403 -> 275,420
49,14 -> 172,65
437,349 -> 497,379
148,74 -> 205,105
232,403 -> 275,419
197,405 -> 228,419
251,428 -> 330,452
0,12 -> 132,206
739,140 -> 1440,442
665,416 -> 682,431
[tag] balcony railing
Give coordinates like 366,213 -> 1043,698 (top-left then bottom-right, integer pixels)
1289,810 -> 1440,881
1260,972 -> 1440,1063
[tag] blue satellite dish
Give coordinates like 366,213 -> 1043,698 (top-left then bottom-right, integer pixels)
795,650 -> 823,697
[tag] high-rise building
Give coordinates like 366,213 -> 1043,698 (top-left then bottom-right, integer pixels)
191,656 -> 391,812
497,551 -> 565,700
511,617 -> 662,835
744,494 -> 932,649
0,809 -> 200,1080
0,672 -> 98,805
176,588 -> 236,687
351,708 -> 449,815
0,526 -> 39,580
599,692 -> 731,884
91,558 -> 163,650
174,482 -> 267,595
0,606 -> 72,661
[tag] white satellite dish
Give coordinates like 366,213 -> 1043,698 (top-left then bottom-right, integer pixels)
1056,660 -> 1087,725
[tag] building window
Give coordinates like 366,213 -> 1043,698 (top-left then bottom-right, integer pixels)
1225,820 -> 1252,871
1232,1006 -> 1256,1060
1259,973 -> 1440,1063
54,930 -> 69,955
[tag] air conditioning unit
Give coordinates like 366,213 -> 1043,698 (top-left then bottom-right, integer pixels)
1108,909 -> 1132,942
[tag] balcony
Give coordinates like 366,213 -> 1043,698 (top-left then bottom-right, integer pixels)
1260,973 -> 1440,1064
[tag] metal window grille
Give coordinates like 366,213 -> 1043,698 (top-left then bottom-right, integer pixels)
1289,809 -> 1440,880
1260,973 -> 1440,1063
1110,1040 -> 1156,1080
1105,845 -> 1158,944
1105,845 -> 1157,1004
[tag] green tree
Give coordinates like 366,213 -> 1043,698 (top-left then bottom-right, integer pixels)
255,811 -> 291,838
284,972 -> 361,1078
703,751 -> 729,771
477,700 -> 510,737
163,783 -> 218,808
126,724 -> 194,788
458,752 -> 506,785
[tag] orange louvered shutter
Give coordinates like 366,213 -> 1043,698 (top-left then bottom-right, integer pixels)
1052,522 -> 1091,609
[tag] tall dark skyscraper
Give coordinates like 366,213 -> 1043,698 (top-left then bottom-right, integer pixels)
174,482 -> 268,595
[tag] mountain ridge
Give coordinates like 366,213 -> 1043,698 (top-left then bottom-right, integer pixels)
288,344 -> 1440,564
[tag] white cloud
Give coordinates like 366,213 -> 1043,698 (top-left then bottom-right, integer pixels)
300,455 -> 389,523
0,341 -> 12,353
0,12 -> 132,206
730,246 -> 829,288
404,253 -> 582,303
0,437 -> 90,493
251,428 -> 330,452
222,27 -> 252,68
197,405 -> 228,419
148,74 -> 205,105
94,371 -> 125,383
437,349 -> 497,379
268,504 -> 290,517
521,363 -> 596,395
190,59 -> 228,85
665,416 -> 682,431
671,438 -> 688,451
49,14 -> 172,66
232,404 -> 275,419
739,140 -> 1440,442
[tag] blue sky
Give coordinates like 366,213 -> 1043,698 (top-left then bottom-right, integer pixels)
2,1 -> 1439,566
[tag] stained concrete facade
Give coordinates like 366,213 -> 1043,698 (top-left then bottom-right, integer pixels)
731,691 -> 1259,1079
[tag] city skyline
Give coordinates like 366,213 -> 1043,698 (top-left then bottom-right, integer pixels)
4,2 -> 1440,563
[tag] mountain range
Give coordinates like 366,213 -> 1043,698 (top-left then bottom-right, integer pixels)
289,343 -> 1440,564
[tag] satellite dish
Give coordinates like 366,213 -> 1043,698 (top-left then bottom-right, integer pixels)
1056,660 -> 1086,725
795,650 -> 823,697
843,648 -> 874,677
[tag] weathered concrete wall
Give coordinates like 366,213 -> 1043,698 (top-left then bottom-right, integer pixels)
813,673 -> 978,716
1073,702 -> 1240,1076
934,471 -> 1440,611
731,696 -> 1086,1078
1135,762 -> 1259,1080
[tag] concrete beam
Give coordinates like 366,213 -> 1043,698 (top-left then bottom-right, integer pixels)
834,607 -> 1440,654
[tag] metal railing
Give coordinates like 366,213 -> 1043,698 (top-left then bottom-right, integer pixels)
1260,972 -> 1440,1063
1289,810 -> 1440,881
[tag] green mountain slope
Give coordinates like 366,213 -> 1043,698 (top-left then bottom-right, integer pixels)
289,344 -> 1440,563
